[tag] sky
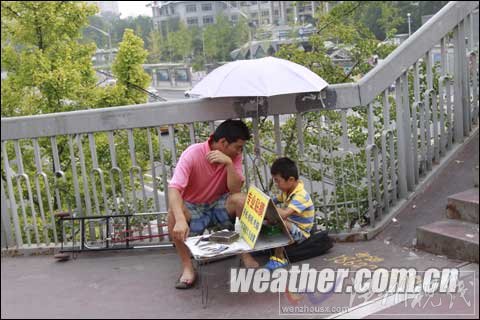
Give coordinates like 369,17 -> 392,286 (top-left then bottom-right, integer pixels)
117,1 -> 152,18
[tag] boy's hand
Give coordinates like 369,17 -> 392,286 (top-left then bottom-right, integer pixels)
206,150 -> 233,165
278,207 -> 295,220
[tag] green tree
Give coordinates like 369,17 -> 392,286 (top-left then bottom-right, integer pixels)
189,26 -> 206,70
1,1 -> 159,245
203,24 -> 219,62
109,29 -> 150,106
81,14 -> 153,50
1,1 -> 100,117
202,14 -> 243,63
81,15 -> 111,49
169,22 -> 193,62
394,1 -> 449,36
214,15 -> 234,61
356,2 -> 403,40
233,18 -> 250,50
147,29 -> 163,63
148,14 -> 249,66
272,1 -> 401,230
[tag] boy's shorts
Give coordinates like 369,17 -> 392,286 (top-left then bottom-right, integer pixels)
289,223 -> 308,243
185,193 -> 234,236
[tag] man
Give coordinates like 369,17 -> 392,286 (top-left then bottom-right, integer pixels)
168,119 -> 258,289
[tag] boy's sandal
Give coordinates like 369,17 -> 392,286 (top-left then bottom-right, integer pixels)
265,256 -> 289,270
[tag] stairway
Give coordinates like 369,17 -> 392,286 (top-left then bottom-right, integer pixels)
416,184 -> 479,262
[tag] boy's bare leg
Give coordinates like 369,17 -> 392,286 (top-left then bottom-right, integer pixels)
226,192 -> 259,268
168,208 -> 196,283
241,253 -> 260,268
274,247 -> 286,260
272,220 -> 292,261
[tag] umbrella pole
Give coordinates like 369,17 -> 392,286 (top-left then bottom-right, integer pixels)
253,97 -> 261,159
252,97 -> 269,192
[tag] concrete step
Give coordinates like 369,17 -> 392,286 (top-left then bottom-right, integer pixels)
416,220 -> 479,263
446,188 -> 479,223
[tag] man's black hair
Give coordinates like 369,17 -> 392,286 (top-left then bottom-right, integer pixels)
270,157 -> 299,181
213,119 -> 251,143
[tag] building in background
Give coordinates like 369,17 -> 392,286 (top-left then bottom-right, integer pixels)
149,1 -> 333,37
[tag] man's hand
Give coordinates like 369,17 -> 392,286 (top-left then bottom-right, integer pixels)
172,220 -> 190,242
206,150 -> 232,165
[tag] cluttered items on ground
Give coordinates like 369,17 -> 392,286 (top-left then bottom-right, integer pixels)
209,230 -> 240,244
185,186 -> 294,260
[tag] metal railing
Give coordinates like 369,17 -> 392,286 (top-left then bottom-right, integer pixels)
1,1 -> 479,249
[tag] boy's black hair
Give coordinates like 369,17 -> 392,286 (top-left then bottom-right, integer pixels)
270,157 -> 299,181
213,119 -> 251,143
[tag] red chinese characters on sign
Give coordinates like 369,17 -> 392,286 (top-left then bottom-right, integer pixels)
247,192 -> 253,207
247,193 -> 265,216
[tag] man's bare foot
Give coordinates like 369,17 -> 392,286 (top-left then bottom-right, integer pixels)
180,267 -> 196,283
175,267 -> 197,289
241,253 -> 259,268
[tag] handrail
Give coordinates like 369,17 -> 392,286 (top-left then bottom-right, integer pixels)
1,2 -> 479,249
2,2 -> 477,142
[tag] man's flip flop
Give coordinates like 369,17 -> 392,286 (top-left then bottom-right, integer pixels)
175,271 -> 197,289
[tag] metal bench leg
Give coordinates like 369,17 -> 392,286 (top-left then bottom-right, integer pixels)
199,260 -> 210,308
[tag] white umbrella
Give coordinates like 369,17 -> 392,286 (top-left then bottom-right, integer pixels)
186,57 -> 328,192
187,56 -> 328,98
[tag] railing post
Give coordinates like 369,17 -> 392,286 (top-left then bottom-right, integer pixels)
1,177 -> 14,247
453,24 -> 465,143
415,61 -> 427,174
147,129 -> 160,213
274,114 -> 282,155
426,49 -> 440,163
471,52 -> 479,124
411,66 -> 420,183
460,19 -> 471,134
401,72 -> 415,191
467,12 -> 478,125
168,125 -> 177,167
395,78 -> 408,199
341,110 -> 349,149
2,142 -> 23,247
157,128 -> 169,210
439,37 -> 448,155
296,113 -> 305,157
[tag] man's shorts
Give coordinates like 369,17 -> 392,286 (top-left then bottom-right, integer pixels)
185,193 -> 234,236
289,223 -> 308,243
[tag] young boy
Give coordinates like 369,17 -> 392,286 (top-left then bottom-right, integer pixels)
266,157 -> 315,270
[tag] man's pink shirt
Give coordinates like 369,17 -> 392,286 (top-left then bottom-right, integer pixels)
168,138 -> 244,204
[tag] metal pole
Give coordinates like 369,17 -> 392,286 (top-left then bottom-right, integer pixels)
408,13 -> 411,37
88,25 -> 112,66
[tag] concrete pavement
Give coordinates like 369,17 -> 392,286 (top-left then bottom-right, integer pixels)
2,237 -> 477,318
2,131 -> 479,319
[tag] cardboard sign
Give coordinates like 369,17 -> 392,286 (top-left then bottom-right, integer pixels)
240,186 -> 269,248
240,186 -> 294,248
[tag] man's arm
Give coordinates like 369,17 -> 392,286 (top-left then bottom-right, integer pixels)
168,188 -> 189,242
225,162 -> 243,193
206,150 -> 243,193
